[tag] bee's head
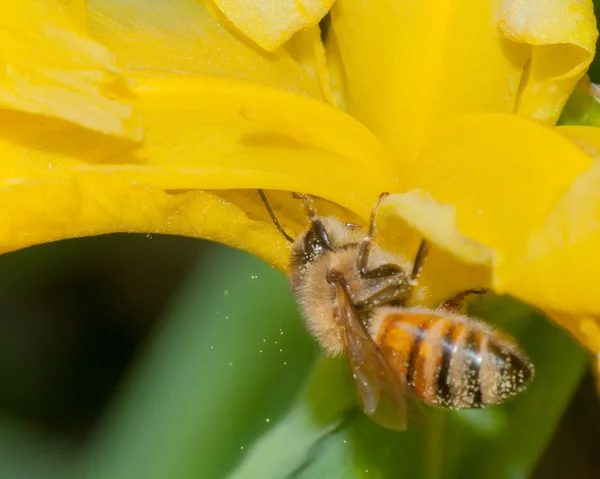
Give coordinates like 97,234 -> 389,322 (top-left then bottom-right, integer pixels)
258,190 -> 359,270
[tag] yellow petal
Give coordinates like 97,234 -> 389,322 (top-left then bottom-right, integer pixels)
402,112 -> 600,351
87,0 -> 322,98
501,0 -> 598,124
0,0 -> 139,139
285,26 -> 341,107
408,113 -> 591,256
0,77 -> 394,268
329,0 -> 595,170
558,124 -> 600,154
376,192 -> 492,309
494,158 -> 600,314
211,0 -> 334,51
321,19 -> 347,110
0,178 -> 293,270
379,192 -> 493,267
66,0 -> 88,28
330,0 -> 527,167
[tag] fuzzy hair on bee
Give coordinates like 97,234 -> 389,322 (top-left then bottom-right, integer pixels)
289,216 -> 414,356
258,190 -> 534,430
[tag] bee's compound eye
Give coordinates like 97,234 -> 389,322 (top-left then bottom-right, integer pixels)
299,221 -> 331,264
303,228 -> 324,258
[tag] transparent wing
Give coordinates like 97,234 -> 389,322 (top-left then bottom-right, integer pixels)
335,283 -> 408,431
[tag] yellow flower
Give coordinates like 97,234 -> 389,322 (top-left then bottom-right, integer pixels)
2,0 -> 600,371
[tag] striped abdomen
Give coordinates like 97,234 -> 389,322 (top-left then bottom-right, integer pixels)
374,311 -> 534,408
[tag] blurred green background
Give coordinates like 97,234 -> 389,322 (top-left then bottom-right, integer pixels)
0,233 -> 597,479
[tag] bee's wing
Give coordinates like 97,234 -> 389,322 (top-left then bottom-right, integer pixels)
335,283 -> 408,431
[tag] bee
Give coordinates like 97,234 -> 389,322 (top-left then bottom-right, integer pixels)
258,190 -> 535,430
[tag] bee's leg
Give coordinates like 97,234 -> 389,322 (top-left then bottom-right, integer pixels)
409,240 -> 429,281
361,263 -> 404,279
357,193 -> 389,276
354,281 -> 411,312
438,288 -> 489,314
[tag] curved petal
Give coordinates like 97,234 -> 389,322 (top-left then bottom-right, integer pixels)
0,0 -> 139,139
321,20 -> 346,110
376,192 -> 492,309
407,113 -> 591,256
0,77 -> 394,269
500,0 -> 598,124
493,158 -> 600,314
400,113 -> 600,352
285,26 -> 341,107
558,124 -> 600,153
379,192 -> 493,266
329,0 -> 596,171
0,179 -> 293,267
212,0 -> 334,52
86,0 -> 323,98
329,0 -> 524,168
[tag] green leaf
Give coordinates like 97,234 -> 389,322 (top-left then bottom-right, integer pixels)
227,357 -> 354,479
229,294 -> 586,479
76,243 -> 317,479
587,0 -> 600,84
0,416 -> 69,479
558,78 -> 600,126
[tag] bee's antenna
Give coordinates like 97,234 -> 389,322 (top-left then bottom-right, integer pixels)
410,239 -> 429,281
258,189 -> 295,243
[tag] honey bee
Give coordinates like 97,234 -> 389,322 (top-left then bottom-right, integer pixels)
259,190 -> 534,430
